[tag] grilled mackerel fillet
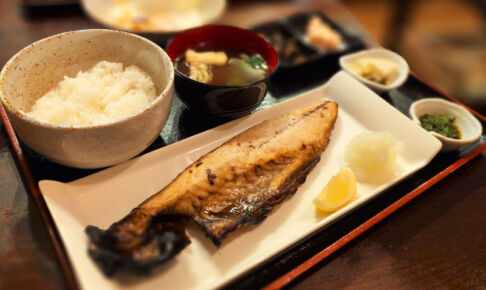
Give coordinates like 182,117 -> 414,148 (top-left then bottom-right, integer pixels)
86,100 -> 338,275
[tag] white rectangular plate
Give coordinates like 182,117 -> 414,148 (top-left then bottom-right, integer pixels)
39,71 -> 442,290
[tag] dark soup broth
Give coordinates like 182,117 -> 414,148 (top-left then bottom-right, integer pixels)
175,45 -> 269,86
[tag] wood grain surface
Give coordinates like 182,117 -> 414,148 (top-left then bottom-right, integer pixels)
0,1 -> 484,289
291,154 -> 486,289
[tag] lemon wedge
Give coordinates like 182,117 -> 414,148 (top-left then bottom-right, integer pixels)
313,167 -> 357,212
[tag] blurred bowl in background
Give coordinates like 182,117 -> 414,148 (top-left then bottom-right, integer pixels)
82,0 -> 226,34
0,29 -> 174,169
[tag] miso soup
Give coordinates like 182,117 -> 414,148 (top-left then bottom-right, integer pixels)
175,46 -> 269,86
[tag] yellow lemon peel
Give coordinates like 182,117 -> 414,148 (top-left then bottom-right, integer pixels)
313,167 -> 357,212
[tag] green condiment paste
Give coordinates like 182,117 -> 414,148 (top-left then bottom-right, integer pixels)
419,114 -> 461,139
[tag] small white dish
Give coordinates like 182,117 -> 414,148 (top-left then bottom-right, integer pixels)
339,48 -> 409,91
409,98 -> 483,152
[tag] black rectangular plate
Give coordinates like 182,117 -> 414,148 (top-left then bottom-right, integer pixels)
252,11 -> 365,69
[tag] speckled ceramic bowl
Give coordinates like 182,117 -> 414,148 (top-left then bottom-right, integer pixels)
0,29 -> 174,168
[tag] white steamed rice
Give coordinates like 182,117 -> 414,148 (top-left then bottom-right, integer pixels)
25,61 -> 156,125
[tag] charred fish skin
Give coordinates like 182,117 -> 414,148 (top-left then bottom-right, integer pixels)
86,215 -> 190,276
86,100 -> 338,275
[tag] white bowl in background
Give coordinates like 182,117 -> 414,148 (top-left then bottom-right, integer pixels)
82,0 -> 226,33
340,48 -> 409,91
0,29 -> 174,169
409,98 -> 482,152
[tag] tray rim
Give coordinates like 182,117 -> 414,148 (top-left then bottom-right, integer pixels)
0,102 -> 80,289
0,70 -> 485,290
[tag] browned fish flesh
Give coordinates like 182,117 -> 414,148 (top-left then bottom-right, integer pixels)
86,100 -> 338,275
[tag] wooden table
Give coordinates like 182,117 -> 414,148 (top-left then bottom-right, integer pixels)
0,1 -> 485,289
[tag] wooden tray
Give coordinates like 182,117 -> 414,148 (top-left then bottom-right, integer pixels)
1,12 -> 485,290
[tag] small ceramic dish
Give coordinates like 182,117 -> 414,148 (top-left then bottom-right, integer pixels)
409,98 -> 482,151
82,0 -> 226,34
339,48 -> 409,91
166,25 -> 278,119
0,29 -> 174,169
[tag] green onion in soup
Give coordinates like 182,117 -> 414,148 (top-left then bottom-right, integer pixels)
176,48 -> 269,86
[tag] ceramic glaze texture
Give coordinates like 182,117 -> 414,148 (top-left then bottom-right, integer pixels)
0,29 -> 174,168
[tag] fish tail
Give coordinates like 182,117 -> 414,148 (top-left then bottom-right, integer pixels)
86,215 -> 190,276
